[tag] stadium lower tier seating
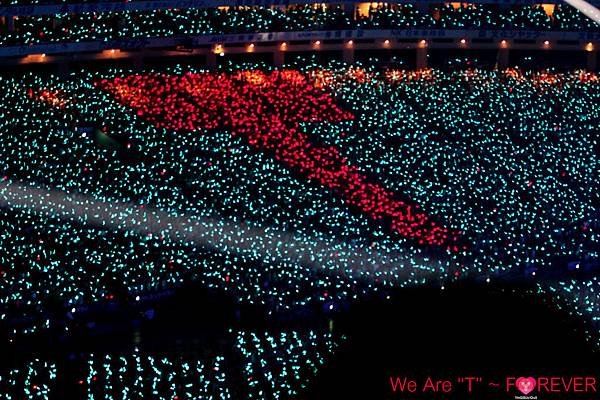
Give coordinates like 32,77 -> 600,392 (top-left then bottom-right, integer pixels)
0,329 -> 341,400
0,62 -> 598,347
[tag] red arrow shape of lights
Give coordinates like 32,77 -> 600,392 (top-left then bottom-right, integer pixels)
96,69 -> 462,250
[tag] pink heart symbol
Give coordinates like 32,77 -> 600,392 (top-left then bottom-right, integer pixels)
516,377 -> 536,395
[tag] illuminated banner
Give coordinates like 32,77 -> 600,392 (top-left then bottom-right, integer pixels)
2,0 -> 600,16
190,29 -> 600,44
0,29 -> 597,57
190,29 -> 600,43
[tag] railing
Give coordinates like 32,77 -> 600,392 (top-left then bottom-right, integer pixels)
1,29 -> 598,57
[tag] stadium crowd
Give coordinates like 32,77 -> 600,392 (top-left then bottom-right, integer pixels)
0,3 -> 597,47
0,329 -> 339,399
0,61 -> 597,346
537,277 -> 600,347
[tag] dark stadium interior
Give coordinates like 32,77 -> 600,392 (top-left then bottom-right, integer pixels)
1,0 -> 600,398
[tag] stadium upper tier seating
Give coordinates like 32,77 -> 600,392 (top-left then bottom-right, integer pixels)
0,4 -> 597,48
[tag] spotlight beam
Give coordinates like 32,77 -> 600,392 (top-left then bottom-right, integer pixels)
563,0 -> 600,24
0,179 -> 445,285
